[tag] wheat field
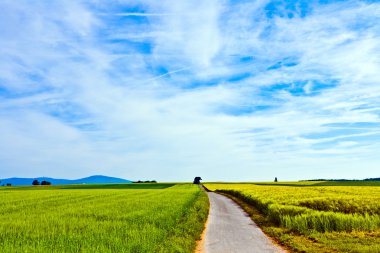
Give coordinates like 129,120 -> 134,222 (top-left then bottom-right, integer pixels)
205,182 -> 380,253
0,184 -> 208,253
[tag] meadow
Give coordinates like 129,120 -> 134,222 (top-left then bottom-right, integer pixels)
0,184 -> 209,253
205,182 -> 380,253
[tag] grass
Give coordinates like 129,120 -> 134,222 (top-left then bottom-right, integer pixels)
205,183 -> 380,253
0,184 -> 209,253
0,183 -> 176,190
60,183 -> 176,190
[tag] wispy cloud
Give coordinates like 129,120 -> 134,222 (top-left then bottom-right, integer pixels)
113,13 -> 172,17
0,0 -> 379,181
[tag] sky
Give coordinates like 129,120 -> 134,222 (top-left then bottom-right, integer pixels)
0,0 -> 379,182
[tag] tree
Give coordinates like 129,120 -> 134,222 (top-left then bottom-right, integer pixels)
274,177 -> 278,182
41,181 -> 51,185
32,180 -> 40,186
193,177 -> 202,184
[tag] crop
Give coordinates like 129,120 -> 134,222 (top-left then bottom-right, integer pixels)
205,184 -> 380,233
205,183 -> 380,252
0,184 -> 209,253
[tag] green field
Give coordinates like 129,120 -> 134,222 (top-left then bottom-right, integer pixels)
0,184 -> 208,253
205,182 -> 380,253
0,183 -> 176,191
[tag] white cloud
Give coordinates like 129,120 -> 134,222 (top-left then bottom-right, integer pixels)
0,0 -> 379,181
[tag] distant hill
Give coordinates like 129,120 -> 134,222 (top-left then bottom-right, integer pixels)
0,175 -> 132,186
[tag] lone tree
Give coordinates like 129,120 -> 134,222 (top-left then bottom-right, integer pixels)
193,177 -> 202,184
32,180 -> 40,186
274,177 -> 278,182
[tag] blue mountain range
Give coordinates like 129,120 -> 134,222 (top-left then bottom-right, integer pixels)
0,175 -> 132,186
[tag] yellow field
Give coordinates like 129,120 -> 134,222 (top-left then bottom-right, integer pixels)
205,183 -> 380,253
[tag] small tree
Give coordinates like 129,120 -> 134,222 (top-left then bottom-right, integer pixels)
32,180 -> 40,186
193,177 -> 202,184
41,181 -> 51,185
274,177 -> 278,182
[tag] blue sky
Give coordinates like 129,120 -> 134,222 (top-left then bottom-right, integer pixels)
1,0 -> 379,181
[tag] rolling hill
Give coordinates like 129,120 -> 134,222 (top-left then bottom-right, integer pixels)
0,175 -> 132,186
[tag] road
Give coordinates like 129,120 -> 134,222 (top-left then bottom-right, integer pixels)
201,192 -> 285,253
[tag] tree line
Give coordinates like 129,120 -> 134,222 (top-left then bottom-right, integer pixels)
32,180 -> 51,186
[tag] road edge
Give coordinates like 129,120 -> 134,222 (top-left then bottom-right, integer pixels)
194,184 -> 210,253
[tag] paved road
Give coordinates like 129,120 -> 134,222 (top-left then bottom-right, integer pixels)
202,192 -> 285,253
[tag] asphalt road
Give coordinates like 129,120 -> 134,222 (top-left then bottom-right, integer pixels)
202,192 -> 285,253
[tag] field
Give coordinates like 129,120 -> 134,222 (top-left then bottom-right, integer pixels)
205,182 -> 380,253
0,184 -> 209,253
1,183 -> 176,190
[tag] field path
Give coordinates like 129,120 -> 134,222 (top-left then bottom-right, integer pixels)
201,192 -> 285,253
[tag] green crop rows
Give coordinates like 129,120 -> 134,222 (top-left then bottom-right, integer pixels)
0,184 -> 208,253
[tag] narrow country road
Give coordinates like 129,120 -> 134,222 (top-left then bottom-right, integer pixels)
201,192 -> 285,253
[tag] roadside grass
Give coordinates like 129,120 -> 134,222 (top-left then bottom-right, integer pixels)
206,183 -> 380,253
0,184 -> 209,253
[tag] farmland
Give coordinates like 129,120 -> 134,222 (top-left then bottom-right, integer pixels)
0,184 -> 208,253
205,182 -> 380,253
